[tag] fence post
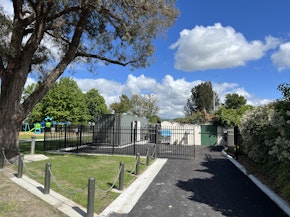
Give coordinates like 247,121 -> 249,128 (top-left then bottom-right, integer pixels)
154,125 -> 159,159
133,124 -> 137,155
44,162 -> 51,194
146,148 -> 150,166
87,177 -> 95,217
119,162 -> 124,191
17,154 -> 24,178
136,153 -> 140,175
31,136 -> 36,155
0,148 -> 4,169
64,125 -> 67,149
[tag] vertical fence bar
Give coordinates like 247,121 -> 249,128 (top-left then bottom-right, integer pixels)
17,154 -> 24,178
133,124 -> 137,155
44,162 -> 51,194
87,177 -> 95,217
136,153 -> 140,175
92,125 -> 95,144
119,162 -> 124,191
0,148 -> 4,169
64,125 -> 67,149
43,130 -> 47,151
154,125 -> 159,159
78,125 -> 82,151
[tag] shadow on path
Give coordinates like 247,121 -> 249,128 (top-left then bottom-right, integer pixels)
176,147 -> 288,217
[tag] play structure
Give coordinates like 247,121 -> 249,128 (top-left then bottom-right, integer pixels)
23,116 -> 70,134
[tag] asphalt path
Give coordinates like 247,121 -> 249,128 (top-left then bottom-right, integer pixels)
108,146 -> 288,217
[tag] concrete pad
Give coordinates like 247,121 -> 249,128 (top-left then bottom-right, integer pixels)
100,158 -> 168,217
24,154 -> 49,163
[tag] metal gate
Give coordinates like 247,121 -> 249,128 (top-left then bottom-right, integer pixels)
156,126 -> 196,159
201,125 -> 217,146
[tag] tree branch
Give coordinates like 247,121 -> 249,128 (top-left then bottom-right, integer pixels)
47,6 -> 81,22
20,7 -> 91,119
76,52 -> 138,66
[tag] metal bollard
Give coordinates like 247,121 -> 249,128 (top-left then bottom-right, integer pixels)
136,153 -> 140,175
31,136 -> 36,155
146,148 -> 150,166
17,154 -> 24,178
154,144 -> 158,159
0,148 -> 4,169
119,162 -> 124,191
87,177 -> 95,217
44,162 -> 51,194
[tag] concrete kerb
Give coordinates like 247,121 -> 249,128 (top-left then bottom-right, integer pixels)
5,170 -> 94,217
100,158 -> 167,216
222,150 -> 290,216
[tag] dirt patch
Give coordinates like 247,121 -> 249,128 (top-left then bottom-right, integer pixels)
0,171 -> 67,217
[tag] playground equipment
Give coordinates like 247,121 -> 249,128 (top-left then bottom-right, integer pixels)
22,116 -> 70,134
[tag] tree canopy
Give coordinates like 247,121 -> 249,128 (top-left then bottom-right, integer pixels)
110,94 -> 132,114
0,1 -> 178,157
85,89 -> 110,122
184,81 -> 218,115
26,77 -> 110,125
224,93 -> 247,109
130,94 -> 159,122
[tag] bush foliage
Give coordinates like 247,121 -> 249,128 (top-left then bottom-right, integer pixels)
239,101 -> 290,199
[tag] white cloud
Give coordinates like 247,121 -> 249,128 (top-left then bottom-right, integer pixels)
170,23 -> 280,71
25,74 -> 273,119
271,42 -> 290,71
74,74 -> 272,119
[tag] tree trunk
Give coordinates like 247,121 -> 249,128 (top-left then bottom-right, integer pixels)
0,72 -> 26,159
0,117 -> 20,159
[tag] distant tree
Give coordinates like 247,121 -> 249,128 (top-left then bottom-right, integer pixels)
0,1 -> 179,158
185,81 -> 218,115
110,94 -> 132,114
85,89 -> 109,122
28,77 -> 89,124
130,94 -> 159,122
224,93 -> 247,109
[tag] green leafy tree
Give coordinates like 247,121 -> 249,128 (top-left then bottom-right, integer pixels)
0,1 -> 178,157
214,105 -> 253,127
185,81 -> 219,115
224,93 -> 247,109
130,94 -> 159,122
110,94 -> 132,114
28,77 -> 89,124
85,89 -> 109,121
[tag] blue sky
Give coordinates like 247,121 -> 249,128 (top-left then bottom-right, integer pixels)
3,0 -> 290,119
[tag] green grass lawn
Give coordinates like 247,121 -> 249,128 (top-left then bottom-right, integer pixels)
19,132 -> 44,140
17,137 -> 150,214
21,154 -> 147,214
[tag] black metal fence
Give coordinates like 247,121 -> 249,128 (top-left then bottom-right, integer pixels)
44,125 -> 197,159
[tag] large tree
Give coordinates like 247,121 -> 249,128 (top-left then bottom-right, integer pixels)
184,81 -> 218,115
42,77 -> 89,123
0,1 -> 179,158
